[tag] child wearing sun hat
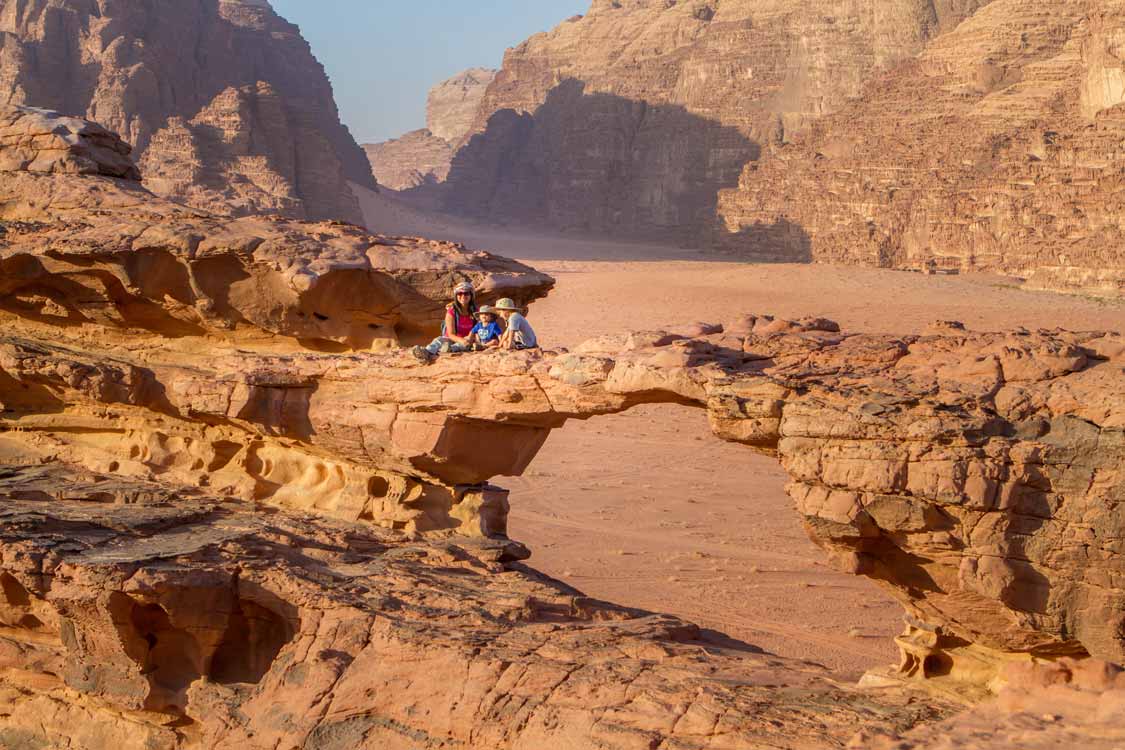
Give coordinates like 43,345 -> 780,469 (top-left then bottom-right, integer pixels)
494,298 -> 538,350
468,305 -> 503,350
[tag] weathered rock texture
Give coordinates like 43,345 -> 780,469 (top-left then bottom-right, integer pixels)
2,110 -> 1123,748
856,659 -> 1125,749
426,67 -> 497,144
363,129 -> 452,190
434,0 -> 991,242
363,69 -> 495,191
717,0 -> 1125,296
0,100 -> 977,750
0,106 -> 553,350
0,0 -> 374,222
0,473 -> 961,749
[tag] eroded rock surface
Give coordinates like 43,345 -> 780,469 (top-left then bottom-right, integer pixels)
717,0 -> 1125,295
433,0 -> 990,242
0,470 -> 960,749
363,69 -> 495,191
1,112 -> 1122,747
363,129 -> 453,191
0,106 -> 553,349
0,0 -> 374,222
426,67 -> 497,145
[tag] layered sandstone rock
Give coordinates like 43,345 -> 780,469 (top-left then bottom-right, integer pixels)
426,67 -> 497,144
0,472 -> 960,749
0,104 -> 975,750
363,129 -> 452,190
0,106 -> 553,350
435,0 -> 991,242
717,0 -> 1125,295
2,111 -> 1123,747
363,69 -> 495,191
0,0 -> 374,222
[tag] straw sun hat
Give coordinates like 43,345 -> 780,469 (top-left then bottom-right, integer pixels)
493,298 -> 524,312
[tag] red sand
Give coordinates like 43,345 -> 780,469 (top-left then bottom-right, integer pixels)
359,182 -> 1125,679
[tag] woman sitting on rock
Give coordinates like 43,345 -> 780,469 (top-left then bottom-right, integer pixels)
495,298 -> 538,350
412,281 -> 478,360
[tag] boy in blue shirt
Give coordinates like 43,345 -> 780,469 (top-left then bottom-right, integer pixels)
468,306 -> 503,350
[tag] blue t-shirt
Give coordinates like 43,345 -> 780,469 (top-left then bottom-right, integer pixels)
471,320 -> 503,343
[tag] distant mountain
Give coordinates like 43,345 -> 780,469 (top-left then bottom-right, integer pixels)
363,68 -> 495,191
435,0 -> 991,243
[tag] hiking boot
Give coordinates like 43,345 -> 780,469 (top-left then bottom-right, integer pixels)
410,345 -> 432,363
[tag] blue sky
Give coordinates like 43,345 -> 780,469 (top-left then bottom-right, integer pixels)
270,1 -> 588,145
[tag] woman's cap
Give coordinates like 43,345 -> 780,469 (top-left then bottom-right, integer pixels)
454,281 -> 474,295
493,298 -> 522,311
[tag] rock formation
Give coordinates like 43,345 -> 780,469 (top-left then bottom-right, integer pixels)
433,0 -> 991,242
363,129 -> 453,191
426,67 -> 497,145
363,69 -> 495,191
0,106 -> 552,350
2,109 -> 1123,747
0,0 -> 374,223
716,0 -> 1125,295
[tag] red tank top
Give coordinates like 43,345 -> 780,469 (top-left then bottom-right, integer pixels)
447,305 -> 474,337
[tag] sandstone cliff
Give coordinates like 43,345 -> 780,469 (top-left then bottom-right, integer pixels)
0,0 -> 374,223
427,67 -> 497,145
2,109 -> 1123,747
435,0 -> 991,242
716,0 -> 1125,295
363,129 -> 452,190
363,68 -> 495,191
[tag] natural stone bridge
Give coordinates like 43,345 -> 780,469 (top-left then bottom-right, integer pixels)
0,106 -> 1122,748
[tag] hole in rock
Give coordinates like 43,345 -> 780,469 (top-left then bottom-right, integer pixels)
210,599 -> 294,685
0,573 -> 31,608
208,441 -> 243,472
500,403 -> 903,678
368,476 -> 390,498
18,614 -> 43,630
923,653 -> 954,678
128,602 -> 203,696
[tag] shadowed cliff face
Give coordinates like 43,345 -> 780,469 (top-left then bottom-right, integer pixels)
438,80 -> 762,246
0,0 -> 373,223
424,0 -> 992,245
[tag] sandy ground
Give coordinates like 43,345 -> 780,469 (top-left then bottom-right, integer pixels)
357,183 -> 1125,680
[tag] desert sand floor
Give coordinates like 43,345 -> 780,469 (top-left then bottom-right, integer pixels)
358,184 -> 1125,679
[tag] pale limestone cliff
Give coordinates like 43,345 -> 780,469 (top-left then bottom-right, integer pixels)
0,0 -> 374,223
716,0 -> 1125,296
